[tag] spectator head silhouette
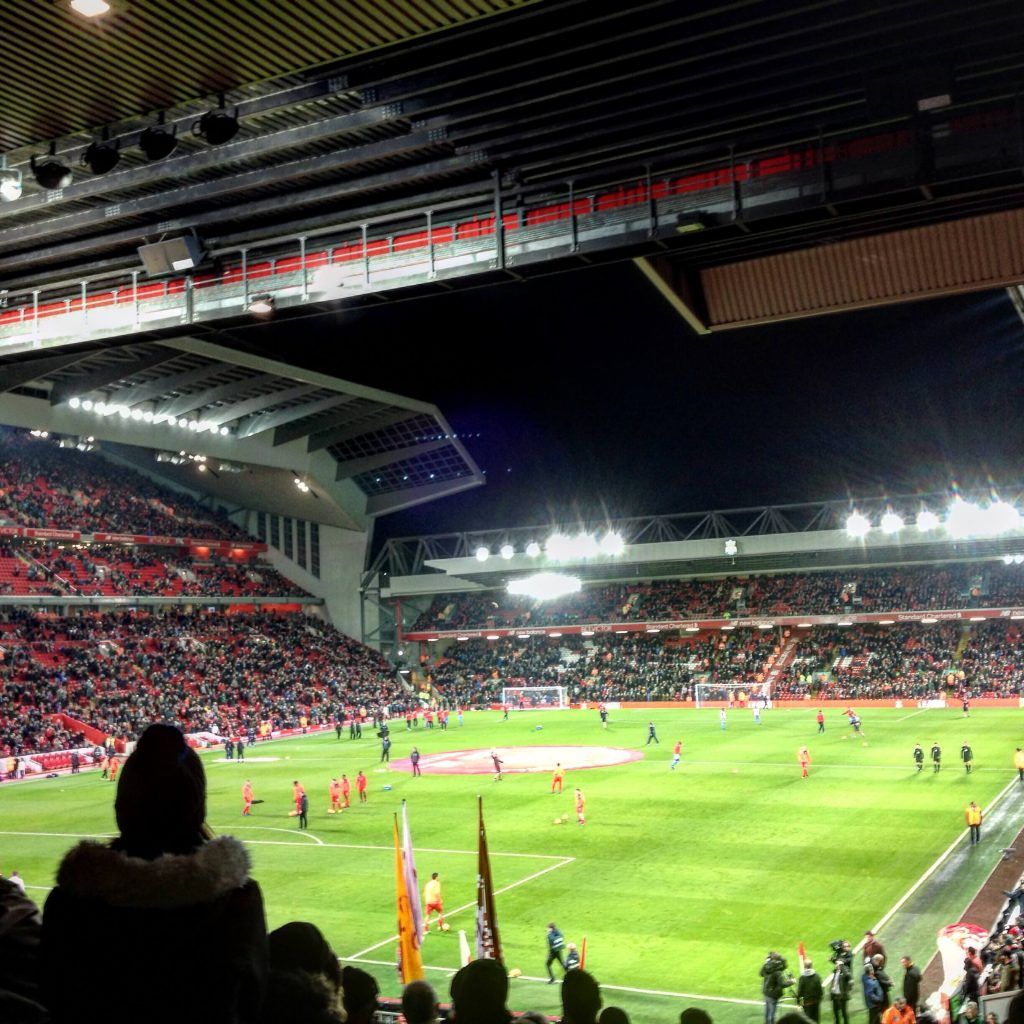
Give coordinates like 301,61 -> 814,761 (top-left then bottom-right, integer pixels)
451,958 -> 510,1024
342,965 -> 380,1024
562,968 -> 602,1024
113,723 -> 207,859
680,1009 -> 713,1024
265,921 -> 344,1023
600,1008 -> 631,1024
402,979 -> 440,1024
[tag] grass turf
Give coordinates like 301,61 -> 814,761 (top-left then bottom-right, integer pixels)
2,705 -> 1021,1023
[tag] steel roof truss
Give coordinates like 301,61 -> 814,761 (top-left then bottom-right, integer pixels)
236,394 -> 355,439
49,348 -> 182,406
158,373 -> 270,419
334,438 -> 450,481
311,408 -> 419,453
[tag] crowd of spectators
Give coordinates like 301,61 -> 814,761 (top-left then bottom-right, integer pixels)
0,609 -> 401,758
6,541 -> 310,599
424,620 -> 1024,705
0,427 -> 246,539
410,562 -> 1024,632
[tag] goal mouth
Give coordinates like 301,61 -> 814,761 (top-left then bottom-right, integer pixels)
390,745 -> 643,775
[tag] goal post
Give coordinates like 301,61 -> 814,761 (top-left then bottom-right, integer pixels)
694,681 -> 771,709
501,685 -> 567,710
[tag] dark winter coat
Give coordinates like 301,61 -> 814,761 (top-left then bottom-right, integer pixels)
41,835 -> 267,1024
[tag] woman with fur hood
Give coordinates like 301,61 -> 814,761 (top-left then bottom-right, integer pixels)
41,723 -> 268,1023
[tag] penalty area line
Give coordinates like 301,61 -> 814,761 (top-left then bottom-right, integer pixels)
345,855 -> 575,961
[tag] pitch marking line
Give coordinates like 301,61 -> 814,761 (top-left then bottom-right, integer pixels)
345,855 -> 576,962
896,708 -> 930,722
344,958 -> 762,1005
0,828 -> 566,860
682,759 -> 1007,773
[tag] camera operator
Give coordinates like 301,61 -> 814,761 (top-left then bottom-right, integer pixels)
761,951 -> 794,1024
829,944 -> 853,1024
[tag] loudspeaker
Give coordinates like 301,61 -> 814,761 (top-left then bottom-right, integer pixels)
138,236 -> 204,276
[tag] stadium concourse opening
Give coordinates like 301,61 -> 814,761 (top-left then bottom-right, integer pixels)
389,745 -> 643,774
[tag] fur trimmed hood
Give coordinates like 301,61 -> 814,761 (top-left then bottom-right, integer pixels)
55,835 -> 251,909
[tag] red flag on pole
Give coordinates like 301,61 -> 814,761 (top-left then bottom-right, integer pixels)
475,795 -> 503,963
797,942 -> 807,969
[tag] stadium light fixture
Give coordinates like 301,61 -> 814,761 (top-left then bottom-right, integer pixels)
70,0 -> 111,15
946,498 -> 982,539
82,131 -> 120,175
880,510 -> 903,535
572,533 -> 600,559
475,546 -> 490,562
545,533 -> 572,561
139,113 -> 178,161
525,541 -> 541,557
845,510 -> 871,539
987,499 -> 1020,535
500,544 -> 514,560
0,159 -> 22,202
247,294 -> 275,315
916,508 -> 940,532
31,144 -> 72,190
194,100 -> 240,146
507,572 -> 581,601
600,530 -> 625,556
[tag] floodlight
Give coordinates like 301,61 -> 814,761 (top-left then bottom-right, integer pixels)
1016,554 -> 1024,565
507,572 -> 581,601
500,544 -> 514,560
247,294 -> 275,315
525,541 -> 541,557
31,146 -> 73,190
916,508 -> 940,532
0,168 -> 22,202
545,533 -> 572,560
845,510 -> 871,539
1004,554 -> 1015,565
69,396 -> 81,409
82,135 -> 120,175
475,546 -> 490,562
572,533 -> 599,559
70,0 -> 110,15
599,531 -> 625,556
880,510 -> 903,535
946,498 -> 982,539
194,103 -> 240,146
986,499 -> 1020,535
139,115 -> 178,161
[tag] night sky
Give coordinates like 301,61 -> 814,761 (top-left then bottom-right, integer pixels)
239,262 -> 1024,542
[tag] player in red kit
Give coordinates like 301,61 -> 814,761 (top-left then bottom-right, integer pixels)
575,787 -> 586,825
356,770 -> 367,803
292,780 -> 305,816
341,774 -> 351,807
551,763 -> 564,793
242,779 -> 254,816
329,778 -> 341,813
799,746 -> 811,778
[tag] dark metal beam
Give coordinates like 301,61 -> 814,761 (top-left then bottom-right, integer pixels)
334,439 -> 449,481
236,394 -> 354,439
0,119 -> 451,252
273,403 -> 378,448
50,347 -> 181,405
0,350 -> 95,394
0,150 -> 484,278
308,408 -> 419,454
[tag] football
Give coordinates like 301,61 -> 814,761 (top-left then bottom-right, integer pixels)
553,818 -> 562,824
441,923 -> 451,932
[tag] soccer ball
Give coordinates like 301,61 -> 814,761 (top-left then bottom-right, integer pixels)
441,923 -> 451,932
553,818 -> 562,824
509,968 -> 522,978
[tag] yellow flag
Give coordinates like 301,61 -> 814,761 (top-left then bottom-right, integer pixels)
394,815 -> 425,982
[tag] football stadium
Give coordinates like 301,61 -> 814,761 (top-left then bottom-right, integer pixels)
2,3 -> 1024,1024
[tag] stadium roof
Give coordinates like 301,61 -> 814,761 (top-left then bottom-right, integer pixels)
0,335 -> 483,526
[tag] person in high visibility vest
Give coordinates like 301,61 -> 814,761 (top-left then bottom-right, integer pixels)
965,801 -> 983,845
881,996 -> 916,1024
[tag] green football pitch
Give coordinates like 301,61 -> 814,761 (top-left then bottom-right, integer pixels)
3,705 -> 1023,1024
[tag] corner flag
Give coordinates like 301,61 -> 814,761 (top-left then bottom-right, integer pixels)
393,814 -> 425,983
475,795 -> 503,962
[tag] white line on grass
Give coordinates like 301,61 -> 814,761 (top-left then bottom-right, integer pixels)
227,825 -> 324,845
342,959 -> 763,1006
896,708 -> 930,722
681,759 -> 1007,772
345,855 -> 575,961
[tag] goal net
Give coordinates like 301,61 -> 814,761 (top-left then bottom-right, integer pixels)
694,681 -> 771,709
501,685 -> 567,710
